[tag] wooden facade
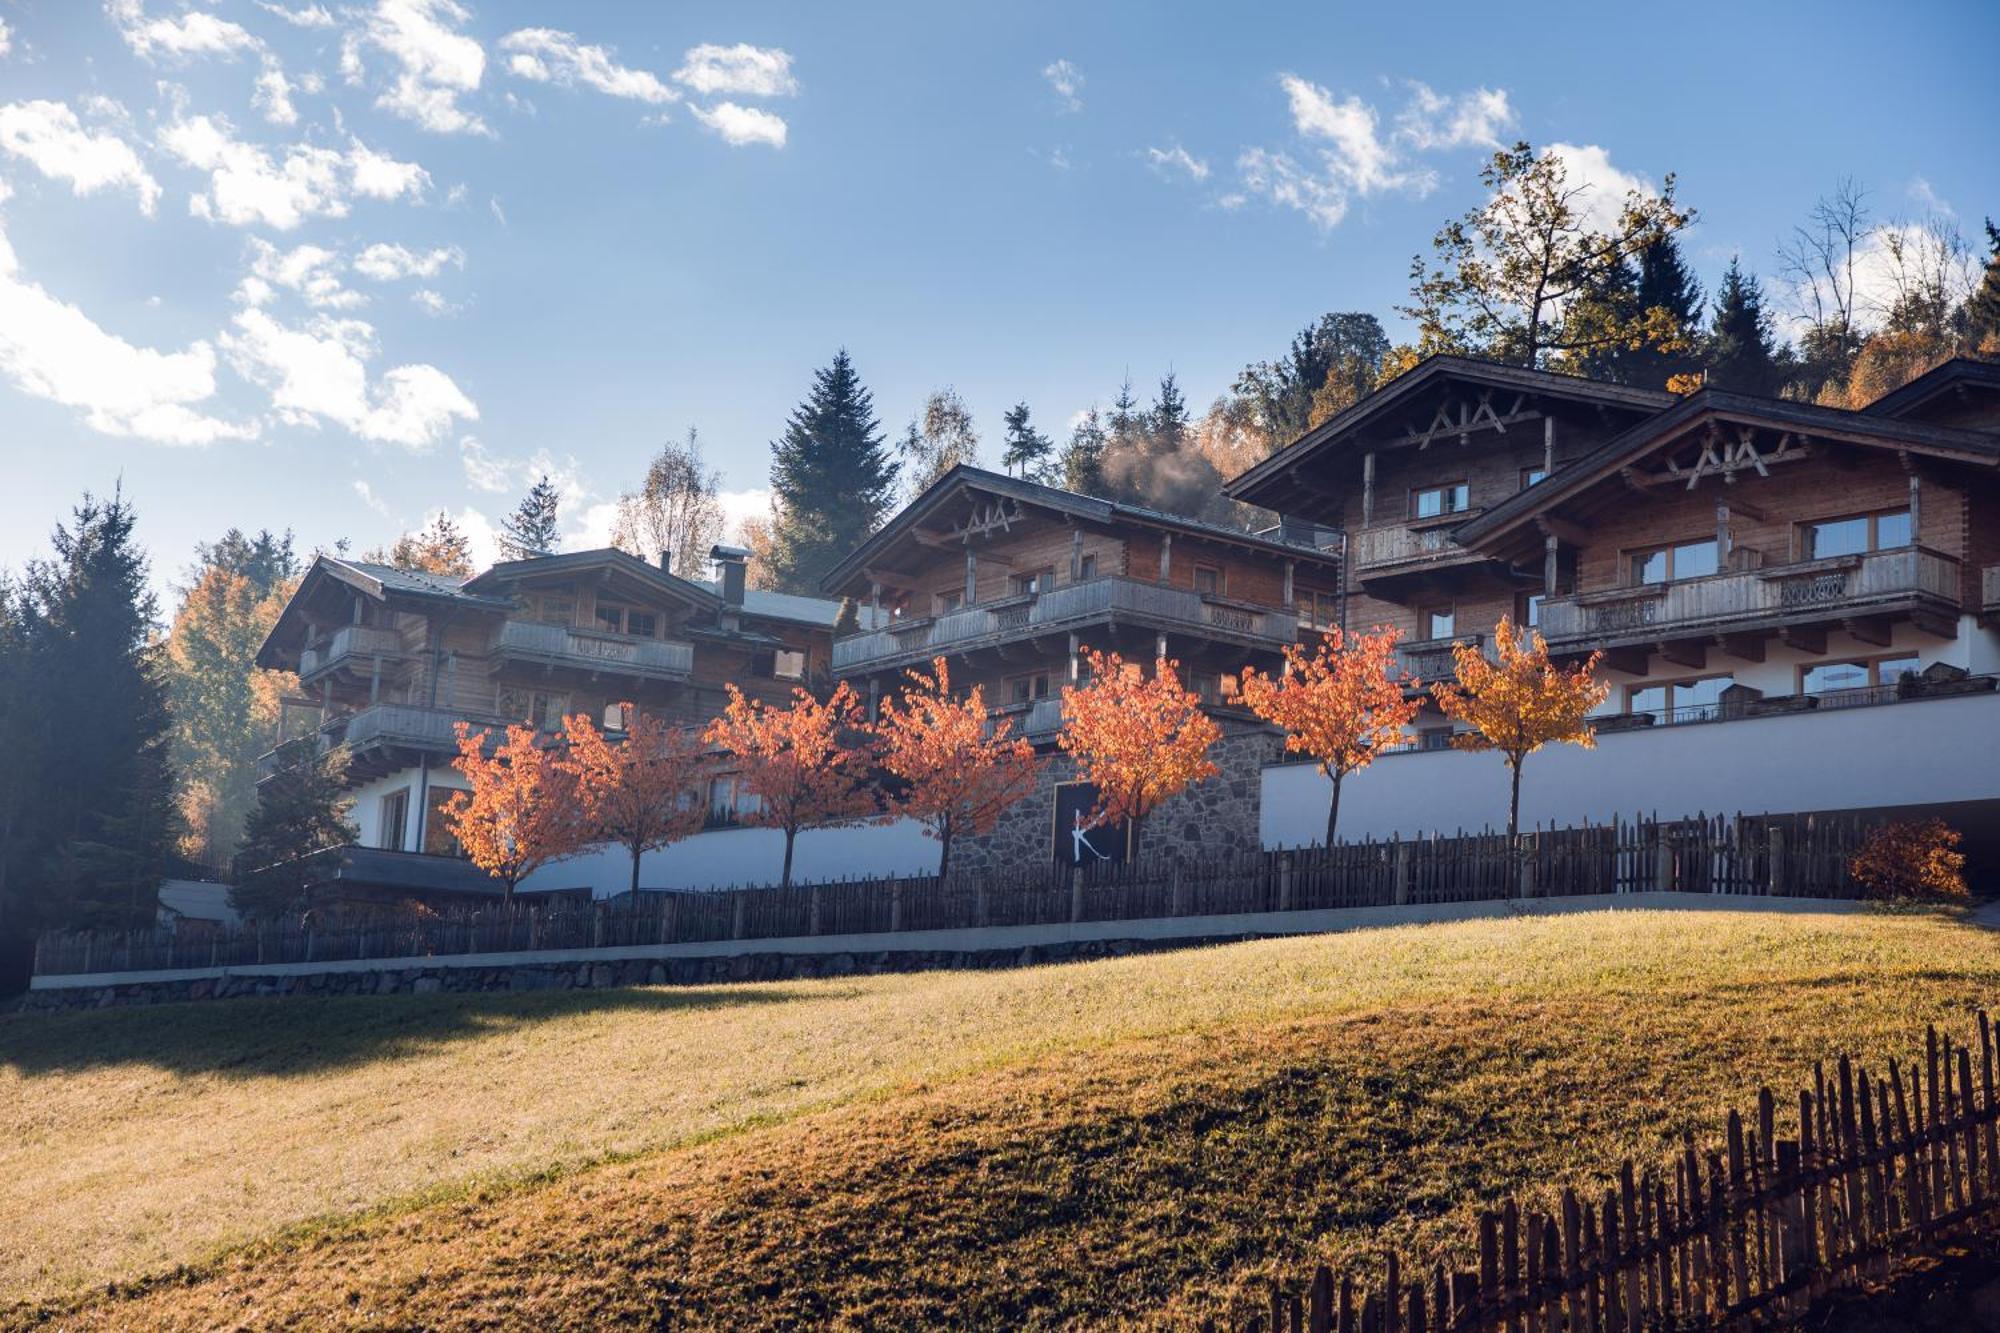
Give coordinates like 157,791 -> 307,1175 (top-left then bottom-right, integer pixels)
820,466 -> 1342,737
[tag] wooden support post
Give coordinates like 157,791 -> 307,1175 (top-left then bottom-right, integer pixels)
1067,631 -> 1080,683
1909,468 -> 1922,541
869,578 -> 881,620
1544,534 -> 1559,596
369,654 -> 382,705
1155,631 -> 1169,662
1717,501 -> 1732,567
1361,451 -> 1376,527
963,548 -> 977,604
1543,414 -> 1555,477
1070,529 -> 1083,582
1158,532 -> 1172,584
1283,558 -> 1296,609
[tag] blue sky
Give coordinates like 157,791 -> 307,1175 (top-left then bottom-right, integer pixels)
0,0 -> 1994,593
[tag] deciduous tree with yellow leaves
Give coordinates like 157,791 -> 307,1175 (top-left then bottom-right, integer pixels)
1057,649 -> 1221,859
1430,617 -> 1609,840
441,721 -> 594,899
705,682 -> 878,888
1239,626 -> 1420,848
873,658 -> 1040,878
562,706 -> 714,898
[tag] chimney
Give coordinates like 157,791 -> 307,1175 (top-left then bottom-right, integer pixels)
711,543 -> 750,607
656,548 -> 671,574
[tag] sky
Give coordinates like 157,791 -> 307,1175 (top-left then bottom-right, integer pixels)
0,0 -> 1995,600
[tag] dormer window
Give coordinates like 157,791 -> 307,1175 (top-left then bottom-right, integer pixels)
1412,482 -> 1470,519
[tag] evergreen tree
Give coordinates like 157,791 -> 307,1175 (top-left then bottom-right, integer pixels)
999,401 -> 1054,479
1060,406 -> 1109,496
1235,313 -> 1390,444
3,492 -> 179,930
1149,371 -> 1190,452
1106,374 -> 1142,453
1704,259 -> 1790,397
766,349 -> 897,593
1609,234 -> 1706,388
498,474 -> 561,560
1963,219 -> 2000,353
231,739 -> 356,918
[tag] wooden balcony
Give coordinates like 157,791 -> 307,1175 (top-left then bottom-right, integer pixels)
832,575 -> 1299,673
1350,514 -> 1487,578
1397,633 -> 1486,683
257,703 -> 508,782
1540,547 -> 1962,650
991,696 -> 1065,740
491,620 -> 695,680
298,625 -> 404,681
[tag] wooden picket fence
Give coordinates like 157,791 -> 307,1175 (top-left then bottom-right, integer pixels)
31,812 -> 1872,978
1217,1015 -> 2000,1332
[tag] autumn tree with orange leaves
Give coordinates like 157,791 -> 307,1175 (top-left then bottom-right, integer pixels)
873,658 -> 1040,878
705,682 -> 878,888
1430,616 -> 1610,839
562,706 -> 714,897
1057,649 -> 1222,859
441,721 -> 594,899
1239,626 -> 1420,848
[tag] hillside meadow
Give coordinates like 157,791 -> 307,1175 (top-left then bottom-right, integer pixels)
6,906 -> 2000,1328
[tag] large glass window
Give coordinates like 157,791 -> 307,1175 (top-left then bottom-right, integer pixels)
1802,655 -> 1923,695
1630,538 -> 1719,586
1803,509 -> 1911,560
377,788 -> 409,851
1629,675 -> 1735,724
1412,482 -> 1470,519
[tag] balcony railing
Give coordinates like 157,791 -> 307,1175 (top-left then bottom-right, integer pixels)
298,625 -> 405,679
1984,563 -> 2000,613
991,696 -> 1065,739
832,575 -> 1298,671
1539,547 -> 1962,644
1397,633 -> 1486,683
1350,515 -> 1484,572
492,620 -> 694,678
256,703 -> 507,780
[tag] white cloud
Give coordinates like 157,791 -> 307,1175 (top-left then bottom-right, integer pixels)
1281,74 -> 1414,195
350,0 -> 489,135
222,306 -> 475,447
0,19 -> 12,57
458,434 -> 510,491
1144,144 -> 1208,182
501,29 -> 678,104
1908,177 -> 1952,217
353,241 -> 462,281
718,488 -> 771,542
236,238 -> 364,310
160,108 -> 429,229
673,44 -> 797,98
0,204 -> 253,444
353,479 -> 390,515
253,58 -> 300,126
1237,147 -> 1348,230
1042,58 -> 1082,112
1395,83 -> 1513,152
410,288 -> 455,316
109,0 -> 262,62
444,505 -> 502,570
1540,142 -> 1650,234
690,101 -> 786,149
487,195 -> 506,226
257,2 -> 336,27
0,99 -> 163,215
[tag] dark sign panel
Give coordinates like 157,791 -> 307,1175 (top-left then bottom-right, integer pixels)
1051,781 -> 1129,867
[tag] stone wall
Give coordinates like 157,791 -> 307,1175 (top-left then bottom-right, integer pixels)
955,717 -> 1280,874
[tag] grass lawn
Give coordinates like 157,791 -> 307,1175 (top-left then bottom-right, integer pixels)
5,906 -> 2000,1328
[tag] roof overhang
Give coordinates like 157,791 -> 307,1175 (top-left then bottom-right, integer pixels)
463,548 -> 724,614
1861,356 -> 2000,421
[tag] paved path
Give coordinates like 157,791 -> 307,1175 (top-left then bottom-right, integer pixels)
1970,899 -> 2000,930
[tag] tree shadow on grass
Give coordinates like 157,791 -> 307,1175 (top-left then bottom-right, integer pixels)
0,980 -> 857,1080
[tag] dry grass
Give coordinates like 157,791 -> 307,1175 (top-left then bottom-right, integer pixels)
6,907 -> 2000,1329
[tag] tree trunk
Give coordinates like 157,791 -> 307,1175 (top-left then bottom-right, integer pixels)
937,820 -> 952,880
1508,757 -> 1523,842
781,827 -> 797,889
1324,768 -> 1344,849
1128,810 -> 1143,862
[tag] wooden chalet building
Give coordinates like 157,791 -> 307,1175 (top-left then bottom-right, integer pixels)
821,465 -> 1343,867
254,545 -> 865,905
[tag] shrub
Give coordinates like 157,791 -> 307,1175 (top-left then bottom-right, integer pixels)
1849,819 -> 1968,902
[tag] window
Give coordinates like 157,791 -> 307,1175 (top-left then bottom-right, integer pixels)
423,789 -> 464,857
1518,593 -> 1545,629
1420,606 -> 1456,641
592,603 -> 657,637
1521,467 -> 1548,490
935,588 -> 964,615
602,702 -> 627,731
1010,672 -> 1051,704
1010,567 -> 1056,596
1802,509 -> 1912,560
528,594 -> 574,627
1193,564 -> 1223,594
625,610 -> 657,639
1802,655 -> 1922,695
1412,482 -> 1471,519
1628,675 -> 1735,724
377,788 -> 409,851
707,775 -> 764,824
1299,590 -> 1341,631
1078,552 -> 1098,580
1630,538 -> 1719,586
1188,670 -> 1222,704
499,687 -> 568,729
772,649 -> 807,681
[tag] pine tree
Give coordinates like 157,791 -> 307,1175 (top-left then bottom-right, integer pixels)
498,475 -> 561,560
1704,259 -> 1790,397
231,739 -> 356,918
1605,233 -> 1706,388
1149,371 -> 1190,452
766,349 -> 897,594
1235,313 -> 1390,445
5,491 -> 180,929
999,401 -> 1054,479
1060,406 -> 1109,496
1107,375 -> 1142,452
1964,219 -> 2000,353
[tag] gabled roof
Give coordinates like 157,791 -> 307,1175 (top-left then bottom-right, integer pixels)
255,555 -> 515,669
819,464 -> 1341,594
1453,388 -> 2000,552
1861,356 -> 2000,420
463,547 -> 724,612
1225,354 -> 1676,508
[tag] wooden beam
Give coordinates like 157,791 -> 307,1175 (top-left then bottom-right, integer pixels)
1601,646 -> 1650,676
910,528 -> 955,550
1656,639 -> 1707,670
1779,624 -> 1827,655
1534,514 -> 1592,546
1844,616 -> 1893,648
1911,610 -> 1959,640
1717,633 -> 1766,664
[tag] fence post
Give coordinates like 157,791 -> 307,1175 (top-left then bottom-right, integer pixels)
731,892 -> 746,940
809,885 -> 822,936
975,880 -> 988,928
1171,865 -> 1186,917
1655,832 -> 1675,894
1517,833 -> 1535,900
1277,855 -> 1293,913
1070,867 -> 1084,923
890,881 -> 903,933
1767,825 -> 1787,896
1393,841 -> 1411,906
